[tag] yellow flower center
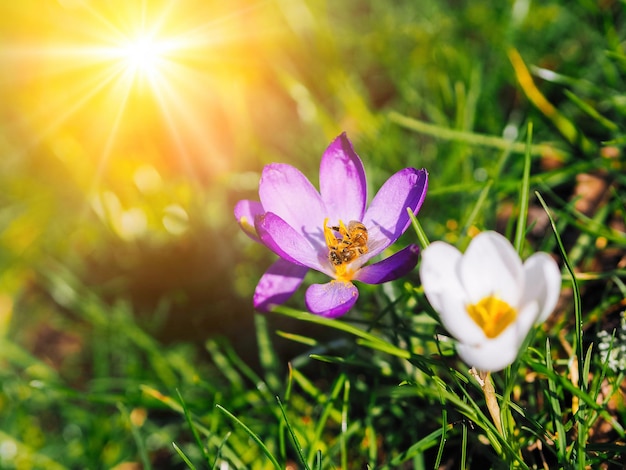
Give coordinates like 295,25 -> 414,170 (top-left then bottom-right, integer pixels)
466,295 -> 517,339
323,217 -> 369,281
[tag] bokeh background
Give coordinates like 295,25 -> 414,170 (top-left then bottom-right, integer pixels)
1,0 -> 622,366
1,0 -> 624,467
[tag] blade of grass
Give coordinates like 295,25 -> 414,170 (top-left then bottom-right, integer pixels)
535,191 -> 583,391
211,433 -> 232,470
389,111 -> 562,157
276,396 -> 311,470
389,425 -> 451,465
407,208 -> 430,248
140,386 -> 246,467
220,340 -> 274,404
176,389 -> 212,468
536,190 -> 587,470
313,450 -> 323,470
563,88 -> 619,132
205,340 -> 245,390
172,442 -> 197,470
215,404 -> 282,470
529,361 -> 624,435
276,330 -> 318,347
307,373 -> 346,463
272,306 -> 403,352
256,313 -> 283,392
433,390 -> 448,469
341,378 -> 350,470
514,121 -> 533,254
545,339 -> 567,462
508,48 -> 595,155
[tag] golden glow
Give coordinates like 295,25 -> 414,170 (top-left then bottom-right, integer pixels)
467,296 -> 517,339
1,0 -> 277,202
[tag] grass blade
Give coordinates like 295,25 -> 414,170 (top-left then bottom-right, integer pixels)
407,207 -> 430,248
176,389 -> 212,468
535,191 -> 584,391
215,404 -> 282,470
389,111 -> 562,157
276,396 -> 311,470
514,121 -> 533,254
172,442 -> 197,470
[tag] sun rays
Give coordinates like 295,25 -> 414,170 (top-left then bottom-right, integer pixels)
1,0 -> 277,197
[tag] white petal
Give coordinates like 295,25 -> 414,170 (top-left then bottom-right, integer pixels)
419,241 -> 463,313
522,252 -> 562,323
459,231 -> 523,306
420,241 -> 485,344
438,294 -> 487,345
512,301 -> 540,338
456,327 -> 520,372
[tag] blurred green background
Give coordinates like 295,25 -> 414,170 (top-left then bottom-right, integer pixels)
1,0 -> 623,364
1,0 -> 625,467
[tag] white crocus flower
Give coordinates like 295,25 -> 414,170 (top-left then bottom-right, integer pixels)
420,231 -> 561,372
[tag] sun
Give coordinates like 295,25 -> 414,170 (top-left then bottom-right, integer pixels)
115,33 -> 173,81
120,36 -> 161,75
1,0 -> 276,198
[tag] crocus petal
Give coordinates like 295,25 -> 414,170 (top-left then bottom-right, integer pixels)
420,241 -> 486,344
319,133 -> 367,223
522,252 -> 561,323
234,199 -> 264,242
511,302 -> 541,342
256,212 -> 329,273
419,241 -> 464,313
456,326 -> 521,372
354,244 -> 420,284
305,281 -> 359,318
258,163 -> 326,247
459,232 -> 523,307
361,168 -> 428,259
253,258 -> 309,312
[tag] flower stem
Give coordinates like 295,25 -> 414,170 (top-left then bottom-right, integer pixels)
471,368 -> 503,435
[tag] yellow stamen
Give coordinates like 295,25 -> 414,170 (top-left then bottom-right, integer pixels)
466,295 -> 517,339
323,217 -> 336,247
333,263 -> 353,281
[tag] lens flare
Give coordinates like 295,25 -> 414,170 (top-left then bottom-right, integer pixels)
118,35 -> 166,77
1,0 -> 276,199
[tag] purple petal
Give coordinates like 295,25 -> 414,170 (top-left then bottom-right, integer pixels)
354,244 -> 420,284
259,163 -> 326,245
362,168 -> 428,258
234,199 -> 264,242
305,281 -> 359,318
256,212 -> 329,273
319,133 -> 367,223
254,258 -> 309,312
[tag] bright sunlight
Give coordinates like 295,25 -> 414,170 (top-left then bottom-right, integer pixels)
116,34 -> 170,79
1,0 -> 275,197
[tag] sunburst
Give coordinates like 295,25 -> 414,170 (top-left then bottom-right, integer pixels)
1,0 -> 274,197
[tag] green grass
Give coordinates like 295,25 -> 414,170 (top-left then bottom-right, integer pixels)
2,0 -> 626,468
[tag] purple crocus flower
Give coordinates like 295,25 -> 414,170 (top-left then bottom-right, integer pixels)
234,133 -> 428,318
